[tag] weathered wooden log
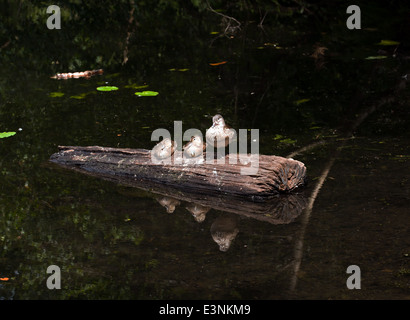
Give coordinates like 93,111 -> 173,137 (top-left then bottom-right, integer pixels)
50,145 -> 306,200
49,145 -> 307,201
49,145 -> 308,224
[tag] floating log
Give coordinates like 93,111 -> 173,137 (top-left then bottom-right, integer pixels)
49,145 -> 307,202
50,69 -> 103,79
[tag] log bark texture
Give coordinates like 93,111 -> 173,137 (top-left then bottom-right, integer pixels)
49,146 -> 307,202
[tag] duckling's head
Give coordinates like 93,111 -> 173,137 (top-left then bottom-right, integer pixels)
160,138 -> 172,148
190,135 -> 204,146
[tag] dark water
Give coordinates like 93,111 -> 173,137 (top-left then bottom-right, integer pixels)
0,1 -> 409,300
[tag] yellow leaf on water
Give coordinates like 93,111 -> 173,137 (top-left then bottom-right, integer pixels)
376,40 -> 400,46
295,98 -> 310,105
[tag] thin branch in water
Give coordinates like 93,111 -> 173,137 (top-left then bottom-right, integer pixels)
258,10 -> 268,28
286,140 -> 327,158
206,1 -> 241,37
288,148 -> 338,293
287,70 -> 409,295
122,0 -> 137,66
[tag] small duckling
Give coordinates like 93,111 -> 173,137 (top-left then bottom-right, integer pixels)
152,138 -> 177,160
185,203 -> 210,223
183,135 -> 206,158
205,114 -> 236,148
156,196 -> 180,213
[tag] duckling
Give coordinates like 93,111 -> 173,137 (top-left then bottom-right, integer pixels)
183,135 -> 206,158
185,203 -> 210,223
152,138 -> 177,160
205,114 -> 236,148
156,196 -> 180,213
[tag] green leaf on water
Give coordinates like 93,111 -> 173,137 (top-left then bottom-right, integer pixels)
96,86 -> 119,91
365,56 -> 388,60
124,84 -> 149,89
0,132 -> 16,139
295,98 -> 310,105
280,138 -> 297,144
376,40 -> 400,46
49,92 -> 65,98
135,91 -> 159,97
273,134 -> 283,140
70,95 -> 84,99
70,93 -> 88,99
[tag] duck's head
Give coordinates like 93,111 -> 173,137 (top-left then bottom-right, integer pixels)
189,135 -> 204,146
211,114 -> 225,127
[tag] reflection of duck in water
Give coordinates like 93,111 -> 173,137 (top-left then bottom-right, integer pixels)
156,196 -> 181,213
152,138 -> 177,160
210,214 -> 239,252
183,135 -> 206,158
206,114 -> 236,149
185,203 -> 210,223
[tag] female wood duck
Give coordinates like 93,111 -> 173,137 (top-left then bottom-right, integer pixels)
205,114 -> 236,148
183,135 -> 206,158
152,138 -> 177,160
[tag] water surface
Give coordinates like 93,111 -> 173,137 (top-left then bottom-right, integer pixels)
0,1 -> 409,299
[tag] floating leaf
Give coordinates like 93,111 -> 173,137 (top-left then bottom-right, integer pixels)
376,40 -> 400,46
365,56 -> 388,60
295,98 -> 310,105
104,72 -> 121,78
169,68 -> 189,72
209,61 -> 227,66
264,42 -> 279,47
0,132 -> 16,139
49,92 -> 65,98
210,31 -> 219,35
280,138 -> 297,144
97,86 -> 119,91
70,94 -> 86,99
135,91 -> 159,97
273,134 -> 283,140
124,84 -> 149,89
70,92 -> 93,99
